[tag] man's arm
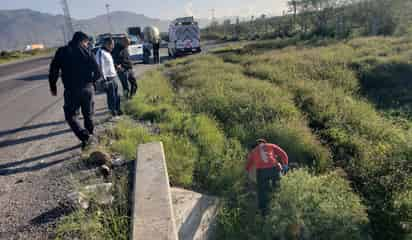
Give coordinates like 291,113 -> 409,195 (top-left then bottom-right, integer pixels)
121,49 -> 133,70
271,144 -> 289,166
91,53 -> 102,83
246,152 -> 254,171
48,48 -> 63,96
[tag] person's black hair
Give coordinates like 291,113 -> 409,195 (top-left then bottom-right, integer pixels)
103,37 -> 114,46
71,31 -> 89,45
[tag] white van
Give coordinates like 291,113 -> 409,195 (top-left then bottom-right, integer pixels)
168,16 -> 201,57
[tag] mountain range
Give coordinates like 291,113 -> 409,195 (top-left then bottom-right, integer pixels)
0,9 -> 210,50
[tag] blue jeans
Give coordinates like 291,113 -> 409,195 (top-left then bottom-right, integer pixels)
105,77 -> 121,115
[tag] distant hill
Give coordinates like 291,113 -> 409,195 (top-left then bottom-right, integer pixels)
76,11 -> 170,38
0,9 -> 66,50
0,9 -> 210,51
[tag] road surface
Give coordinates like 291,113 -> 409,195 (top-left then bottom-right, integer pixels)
0,43 -> 225,239
0,52 -> 163,239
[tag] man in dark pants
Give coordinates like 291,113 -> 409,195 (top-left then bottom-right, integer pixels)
49,31 -> 101,149
152,40 -> 160,64
246,139 -> 289,215
112,37 -> 138,98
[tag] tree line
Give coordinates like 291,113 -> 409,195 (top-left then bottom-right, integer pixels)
203,0 -> 412,40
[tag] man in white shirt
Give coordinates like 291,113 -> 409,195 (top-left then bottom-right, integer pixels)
96,37 -> 122,116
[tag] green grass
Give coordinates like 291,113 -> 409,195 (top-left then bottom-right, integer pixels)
266,169 -> 369,240
217,36 -> 412,239
56,36 -> 412,239
0,48 -> 55,64
56,167 -> 131,240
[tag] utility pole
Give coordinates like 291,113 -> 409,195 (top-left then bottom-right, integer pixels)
106,3 -> 114,33
211,8 -> 216,22
210,8 -> 217,25
61,0 -> 74,43
61,25 -> 67,45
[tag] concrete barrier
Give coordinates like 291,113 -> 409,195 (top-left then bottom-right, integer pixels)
130,142 -> 178,240
172,188 -> 219,240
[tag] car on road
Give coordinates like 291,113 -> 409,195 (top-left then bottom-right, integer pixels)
94,33 -> 144,63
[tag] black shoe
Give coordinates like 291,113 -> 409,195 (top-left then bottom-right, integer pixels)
117,110 -> 124,116
81,135 -> 97,150
81,140 -> 89,150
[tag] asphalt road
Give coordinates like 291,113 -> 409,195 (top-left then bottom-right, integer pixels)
0,43 -> 228,144
0,52 -> 162,239
0,43 -> 225,239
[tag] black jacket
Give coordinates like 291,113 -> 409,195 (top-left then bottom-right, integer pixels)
112,44 -> 133,70
49,42 -> 101,92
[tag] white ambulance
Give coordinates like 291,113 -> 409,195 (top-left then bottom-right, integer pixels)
168,16 -> 201,57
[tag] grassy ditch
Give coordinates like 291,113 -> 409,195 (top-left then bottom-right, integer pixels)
214,36 -> 412,239
56,36 -> 411,239
111,53 -> 367,239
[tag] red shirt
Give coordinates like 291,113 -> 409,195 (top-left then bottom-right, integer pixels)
246,143 -> 289,171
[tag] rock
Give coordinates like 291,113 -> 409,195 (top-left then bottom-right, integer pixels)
84,183 -> 114,205
67,191 -> 90,210
88,151 -> 112,167
112,157 -> 126,167
77,169 -> 100,182
15,179 -> 24,184
66,183 -> 114,209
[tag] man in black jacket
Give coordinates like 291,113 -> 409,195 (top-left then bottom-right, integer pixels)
112,37 -> 138,98
49,31 -> 101,149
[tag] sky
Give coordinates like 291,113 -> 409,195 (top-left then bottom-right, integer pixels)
1,0 -> 289,20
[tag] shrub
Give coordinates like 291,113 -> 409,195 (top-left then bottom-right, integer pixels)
110,119 -> 153,161
168,55 -> 332,171
266,169 -> 369,240
229,36 -> 412,239
124,70 -> 174,120
160,134 -> 198,187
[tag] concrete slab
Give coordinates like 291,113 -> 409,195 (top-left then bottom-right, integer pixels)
131,142 -> 178,240
172,188 -> 220,240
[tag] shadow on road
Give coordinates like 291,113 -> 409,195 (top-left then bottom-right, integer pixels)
0,110 -> 110,142
0,155 -> 74,176
0,120 -> 66,138
16,73 -> 49,81
0,145 -> 79,171
0,128 -> 72,149
30,206 -> 74,226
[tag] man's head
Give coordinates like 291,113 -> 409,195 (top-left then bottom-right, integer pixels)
103,37 -> 115,52
71,31 -> 89,48
121,37 -> 131,48
256,138 -> 267,145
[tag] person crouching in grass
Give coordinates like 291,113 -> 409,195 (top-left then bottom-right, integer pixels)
246,138 -> 289,215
